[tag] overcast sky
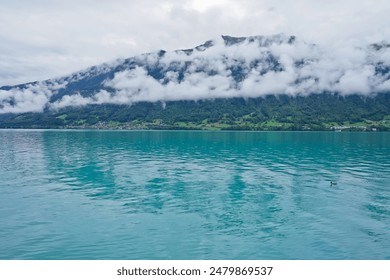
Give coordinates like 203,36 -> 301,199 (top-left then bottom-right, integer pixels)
1,0 -> 390,86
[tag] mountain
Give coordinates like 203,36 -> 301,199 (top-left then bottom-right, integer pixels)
1,34 -> 390,130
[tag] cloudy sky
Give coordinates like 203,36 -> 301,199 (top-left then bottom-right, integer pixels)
1,0 -> 390,86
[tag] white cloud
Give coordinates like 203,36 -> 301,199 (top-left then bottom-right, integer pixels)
0,82 -> 66,113
334,66 -> 375,94
45,36 -> 390,111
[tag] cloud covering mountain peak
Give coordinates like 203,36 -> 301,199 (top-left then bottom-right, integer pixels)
1,34 -> 390,113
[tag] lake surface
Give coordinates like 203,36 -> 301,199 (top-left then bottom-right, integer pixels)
0,130 -> 389,259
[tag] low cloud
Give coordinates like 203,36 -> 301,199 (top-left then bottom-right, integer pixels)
2,35 -> 390,113
0,82 -> 66,113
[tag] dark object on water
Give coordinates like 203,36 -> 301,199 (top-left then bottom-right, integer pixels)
330,181 -> 337,186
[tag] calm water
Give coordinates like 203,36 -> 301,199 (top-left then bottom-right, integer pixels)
0,130 -> 389,259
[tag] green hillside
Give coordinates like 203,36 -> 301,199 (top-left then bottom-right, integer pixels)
1,93 -> 389,131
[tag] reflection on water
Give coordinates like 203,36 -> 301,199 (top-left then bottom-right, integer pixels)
0,130 -> 389,259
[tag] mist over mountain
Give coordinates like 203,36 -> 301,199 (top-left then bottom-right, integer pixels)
1,34 -> 390,114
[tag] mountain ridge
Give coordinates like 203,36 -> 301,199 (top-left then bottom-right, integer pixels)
2,35 -> 389,106
1,34 -> 390,130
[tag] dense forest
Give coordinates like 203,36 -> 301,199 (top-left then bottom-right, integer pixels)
1,93 -> 389,131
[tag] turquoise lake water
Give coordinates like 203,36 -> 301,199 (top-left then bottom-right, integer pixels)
0,130 -> 389,259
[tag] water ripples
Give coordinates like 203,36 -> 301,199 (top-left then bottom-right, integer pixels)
1,130 -> 389,259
